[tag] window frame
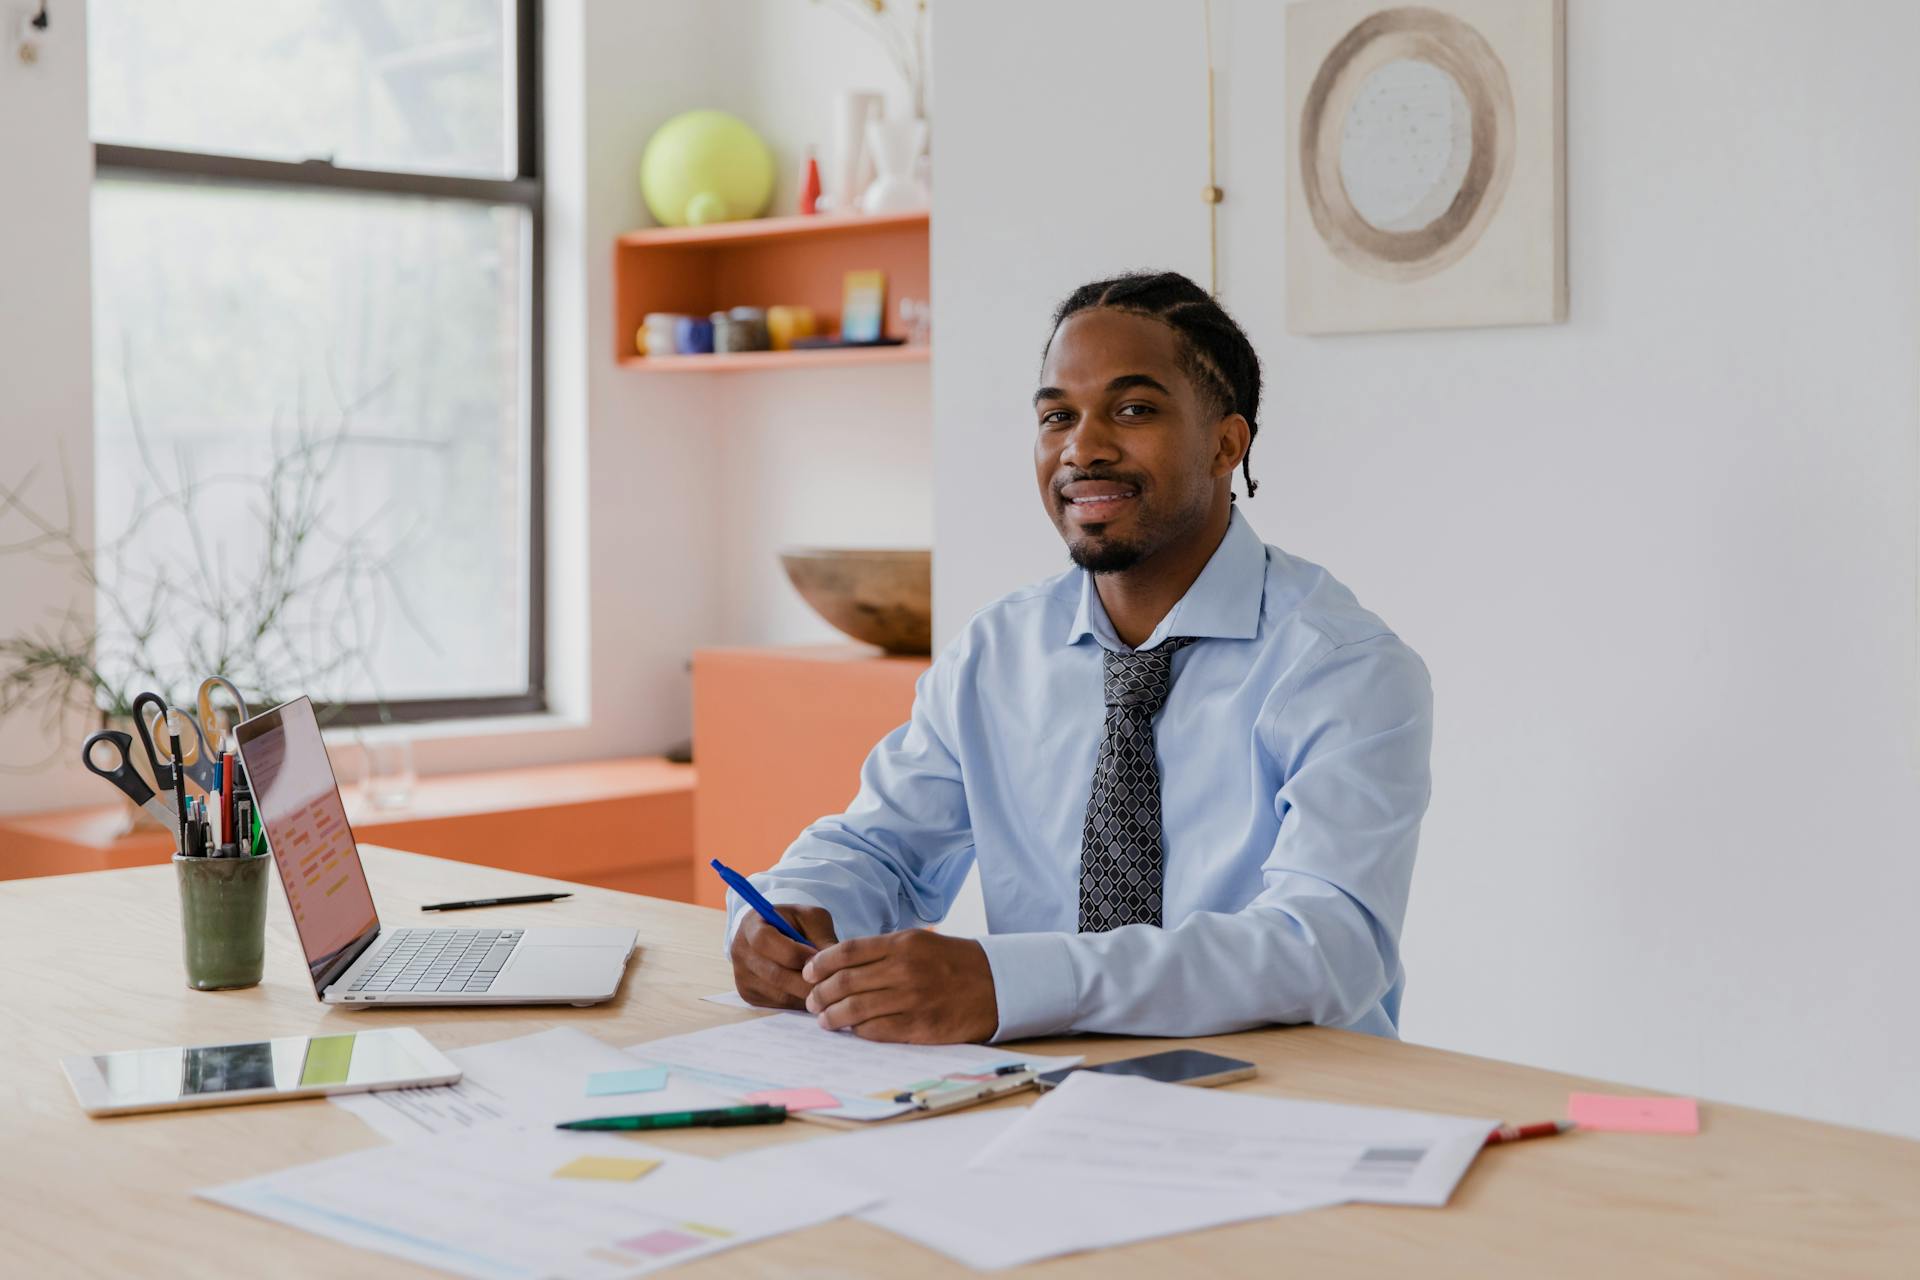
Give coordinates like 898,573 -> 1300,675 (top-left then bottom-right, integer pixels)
91,0 -> 547,727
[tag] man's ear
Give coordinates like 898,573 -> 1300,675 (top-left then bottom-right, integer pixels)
1212,413 -> 1252,480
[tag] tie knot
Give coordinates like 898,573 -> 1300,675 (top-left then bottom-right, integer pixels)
1102,636 -> 1197,711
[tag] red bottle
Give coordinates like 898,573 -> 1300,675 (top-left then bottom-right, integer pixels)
798,145 -> 822,216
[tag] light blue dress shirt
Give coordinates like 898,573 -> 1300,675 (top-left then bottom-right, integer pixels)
730,508 -> 1434,1043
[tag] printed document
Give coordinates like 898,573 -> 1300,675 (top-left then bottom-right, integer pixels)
201,1126 -> 877,1280
969,1071 -> 1495,1207
734,1108 -> 1338,1270
331,1027 -> 736,1143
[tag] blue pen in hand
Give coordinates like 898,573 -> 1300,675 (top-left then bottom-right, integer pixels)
709,858 -> 816,950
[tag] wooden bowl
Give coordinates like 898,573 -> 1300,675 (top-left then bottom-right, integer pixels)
778,548 -> 932,655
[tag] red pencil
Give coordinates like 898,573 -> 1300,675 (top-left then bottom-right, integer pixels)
1485,1120 -> 1574,1146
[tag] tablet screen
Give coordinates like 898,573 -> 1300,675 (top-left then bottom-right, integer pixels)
85,1029 -> 441,1107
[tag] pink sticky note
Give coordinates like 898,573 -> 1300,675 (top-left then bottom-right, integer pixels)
1568,1092 -> 1700,1134
744,1086 -> 840,1112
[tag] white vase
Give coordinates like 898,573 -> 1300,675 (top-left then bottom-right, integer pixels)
861,117 -> 930,214
832,90 -> 884,214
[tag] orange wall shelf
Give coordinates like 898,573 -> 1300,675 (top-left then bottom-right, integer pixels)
691,645 -> 927,910
614,209 -> 930,368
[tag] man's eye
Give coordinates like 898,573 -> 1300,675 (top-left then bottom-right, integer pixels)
1040,410 -> 1073,427
1117,402 -> 1154,418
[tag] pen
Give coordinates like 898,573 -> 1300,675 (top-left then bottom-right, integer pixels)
1485,1120 -> 1575,1146
421,892 -> 573,912
708,858 -> 815,950
556,1105 -> 788,1131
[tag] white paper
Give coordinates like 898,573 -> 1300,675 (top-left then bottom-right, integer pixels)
700,990 -> 754,1009
200,1126 -> 878,1280
732,1108 -> 1335,1270
331,1027 -> 738,1143
626,1011 -> 1081,1121
969,1071 -> 1495,1208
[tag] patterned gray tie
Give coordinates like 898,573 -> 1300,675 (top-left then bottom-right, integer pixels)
1078,636 -> 1198,932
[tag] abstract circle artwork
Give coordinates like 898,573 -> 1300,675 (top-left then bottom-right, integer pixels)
1285,0 -> 1565,334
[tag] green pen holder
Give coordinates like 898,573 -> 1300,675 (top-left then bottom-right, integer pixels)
173,854 -> 270,991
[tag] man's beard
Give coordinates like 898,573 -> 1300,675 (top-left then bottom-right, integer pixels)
1067,530 -> 1148,574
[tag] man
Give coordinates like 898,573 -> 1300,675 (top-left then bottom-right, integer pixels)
727,270 -> 1432,1046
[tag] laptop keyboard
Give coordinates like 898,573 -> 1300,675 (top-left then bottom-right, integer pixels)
347,929 -> 522,995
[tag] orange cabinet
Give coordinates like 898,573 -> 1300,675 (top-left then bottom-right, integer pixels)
691,645 -> 927,909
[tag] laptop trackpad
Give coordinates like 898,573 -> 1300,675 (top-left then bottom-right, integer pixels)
489,944 -> 630,1000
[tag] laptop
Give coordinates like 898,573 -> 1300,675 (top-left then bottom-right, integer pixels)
234,697 -> 637,1006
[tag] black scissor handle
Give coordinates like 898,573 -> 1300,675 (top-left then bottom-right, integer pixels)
80,730 -> 158,809
130,690 -> 173,788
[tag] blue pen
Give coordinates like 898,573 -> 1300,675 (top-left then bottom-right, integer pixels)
709,858 -> 816,950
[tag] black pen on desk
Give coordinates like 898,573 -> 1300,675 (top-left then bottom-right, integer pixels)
422,892 -> 573,912
557,1105 -> 787,1131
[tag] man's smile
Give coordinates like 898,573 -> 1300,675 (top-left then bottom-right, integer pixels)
1059,478 -> 1142,523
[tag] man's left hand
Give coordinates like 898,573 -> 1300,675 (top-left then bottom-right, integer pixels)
803,930 -> 999,1044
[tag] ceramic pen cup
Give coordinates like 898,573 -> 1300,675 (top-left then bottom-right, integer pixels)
173,853 -> 270,991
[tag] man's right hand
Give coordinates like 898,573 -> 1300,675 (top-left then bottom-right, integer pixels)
729,906 -> 839,1009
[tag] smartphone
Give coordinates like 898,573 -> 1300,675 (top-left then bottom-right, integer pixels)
1035,1048 -> 1257,1092
62,1026 -> 460,1117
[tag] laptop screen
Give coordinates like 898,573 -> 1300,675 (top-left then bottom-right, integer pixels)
235,697 -> 379,993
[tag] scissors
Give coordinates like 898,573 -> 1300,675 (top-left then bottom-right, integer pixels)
195,675 -> 251,750
139,694 -> 219,795
79,730 -> 179,827
80,690 -> 184,825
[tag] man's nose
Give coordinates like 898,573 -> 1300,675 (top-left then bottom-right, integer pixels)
1059,416 -> 1121,471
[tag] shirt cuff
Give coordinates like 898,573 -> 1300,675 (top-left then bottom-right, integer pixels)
976,931 -> 1079,1043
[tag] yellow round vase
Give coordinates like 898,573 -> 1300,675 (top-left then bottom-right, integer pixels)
639,110 -> 775,227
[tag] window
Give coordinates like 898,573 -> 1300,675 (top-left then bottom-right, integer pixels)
87,1 -> 544,722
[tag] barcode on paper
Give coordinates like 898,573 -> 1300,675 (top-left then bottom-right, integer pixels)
1345,1146 -> 1428,1187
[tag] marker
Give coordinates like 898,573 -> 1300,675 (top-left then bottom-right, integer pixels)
1484,1120 -> 1575,1146
168,716 -> 190,858
708,858 -> 815,950
556,1105 -> 788,1131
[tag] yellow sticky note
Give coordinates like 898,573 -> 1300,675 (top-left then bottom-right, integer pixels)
553,1155 -> 661,1182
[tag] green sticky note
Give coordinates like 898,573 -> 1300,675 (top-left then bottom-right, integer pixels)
299,1034 -> 356,1086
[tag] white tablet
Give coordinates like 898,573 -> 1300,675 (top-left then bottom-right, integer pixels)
62,1026 -> 461,1117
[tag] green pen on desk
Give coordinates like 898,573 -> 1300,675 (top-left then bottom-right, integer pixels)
556,1104 -> 788,1132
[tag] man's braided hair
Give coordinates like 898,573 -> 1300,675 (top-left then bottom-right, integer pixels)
1044,271 -> 1263,497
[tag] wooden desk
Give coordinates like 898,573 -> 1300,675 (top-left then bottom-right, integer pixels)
3,851 -> 1915,1277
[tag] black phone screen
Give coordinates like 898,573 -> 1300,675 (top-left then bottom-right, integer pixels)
1037,1048 -> 1255,1090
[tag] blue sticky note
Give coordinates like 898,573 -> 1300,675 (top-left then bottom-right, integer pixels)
586,1067 -> 669,1097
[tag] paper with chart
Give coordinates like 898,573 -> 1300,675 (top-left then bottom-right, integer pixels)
732,1108 -> 1339,1270
969,1071 -> 1496,1207
200,1126 -> 878,1280
625,1011 -> 1081,1121
330,1027 -> 737,1143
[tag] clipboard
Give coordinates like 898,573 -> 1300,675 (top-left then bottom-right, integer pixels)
801,1064 -> 1042,1129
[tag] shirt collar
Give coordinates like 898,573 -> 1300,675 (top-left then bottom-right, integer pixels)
1065,506 -> 1267,651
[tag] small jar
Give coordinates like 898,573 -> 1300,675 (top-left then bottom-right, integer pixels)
672,315 -> 715,355
765,305 -> 819,351
641,311 -> 688,357
713,306 -> 770,354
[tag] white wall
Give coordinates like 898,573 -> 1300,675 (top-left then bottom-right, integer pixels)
0,4 -> 97,811
708,1 -> 934,646
933,0 -> 1920,1137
